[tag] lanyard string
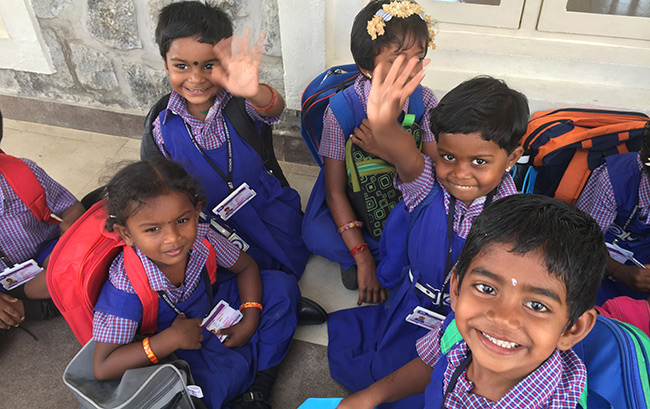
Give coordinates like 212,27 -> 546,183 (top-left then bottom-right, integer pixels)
156,267 -> 214,318
441,351 -> 473,408
439,190 -> 496,302
184,118 -> 235,192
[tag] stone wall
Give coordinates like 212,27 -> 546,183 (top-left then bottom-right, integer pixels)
0,0 -> 287,116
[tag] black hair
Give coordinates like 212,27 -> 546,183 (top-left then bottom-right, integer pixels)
0,108 -> 3,143
104,158 -> 204,231
453,194 -> 607,327
430,76 -> 530,153
640,121 -> 650,177
351,0 -> 431,74
155,1 -> 233,59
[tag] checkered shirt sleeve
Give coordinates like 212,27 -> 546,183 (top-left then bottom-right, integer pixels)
318,76 -> 438,161
0,158 -> 77,269
415,324 -> 443,367
92,224 -> 241,344
441,342 -> 586,408
152,90 -> 280,156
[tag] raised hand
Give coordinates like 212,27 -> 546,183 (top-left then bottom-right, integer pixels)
211,29 -> 264,100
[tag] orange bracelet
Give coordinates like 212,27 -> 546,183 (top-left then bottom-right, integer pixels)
337,220 -> 363,235
142,337 -> 158,364
250,83 -> 278,112
239,301 -> 263,312
350,243 -> 369,257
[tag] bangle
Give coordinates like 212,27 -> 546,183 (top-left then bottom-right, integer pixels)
239,302 -> 263,312
350,243 -> 369,257
250,83 -> 278,112
337,220 -> 363,235
142,337 -> 158,364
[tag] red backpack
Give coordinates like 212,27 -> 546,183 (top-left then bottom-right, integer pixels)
0,151 -> 60,224
47,200 -> 217,345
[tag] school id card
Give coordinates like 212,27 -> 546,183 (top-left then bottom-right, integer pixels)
405,306 -> 445,331
212,183 -> 256,221
606,242 -> 646,268
0,259 -> 42,290
201,300 -> 243,342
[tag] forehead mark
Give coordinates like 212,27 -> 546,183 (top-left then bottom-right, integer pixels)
511,278 -> 517,286
193,61 -> 199,66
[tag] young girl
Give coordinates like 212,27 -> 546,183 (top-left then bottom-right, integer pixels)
328,62 -> 528,408
302,0 -> 439,305
91,159 -> 299,409
576,122 -> 650,304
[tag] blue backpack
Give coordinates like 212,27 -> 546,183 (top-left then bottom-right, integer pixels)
435,314 -> 650,408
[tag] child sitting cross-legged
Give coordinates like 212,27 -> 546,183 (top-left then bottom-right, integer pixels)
92,159 -> 299,409
327,58 -> 528,407
338,193 -> 606,408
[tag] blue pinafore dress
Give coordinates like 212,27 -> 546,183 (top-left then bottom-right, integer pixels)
159,110 -> 309,279
94,260 -> 300,409
598,152 -> 650,303
327,184 -> 465,409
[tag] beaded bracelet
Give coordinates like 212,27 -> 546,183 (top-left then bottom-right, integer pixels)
250,83 -> 278,112
350,243 -> 370,257
142,337 -> 158,364
337,220 -> 363,235
239,301 -> 264,312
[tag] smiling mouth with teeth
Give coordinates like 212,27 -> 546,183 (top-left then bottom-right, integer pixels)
482,332 -> 520,349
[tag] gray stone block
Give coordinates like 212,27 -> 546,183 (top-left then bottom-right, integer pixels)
33,0 -> 72,19
69,43 -> 118,90
88,0 -> 141,50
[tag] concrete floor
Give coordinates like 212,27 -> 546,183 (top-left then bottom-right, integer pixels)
0,118 -> 361,409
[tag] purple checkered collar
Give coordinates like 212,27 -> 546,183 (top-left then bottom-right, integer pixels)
161,89 -> 231,126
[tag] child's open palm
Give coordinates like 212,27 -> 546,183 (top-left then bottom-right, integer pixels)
211,30 -> 263,100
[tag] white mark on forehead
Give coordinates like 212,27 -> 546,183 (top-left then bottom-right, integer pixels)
511,278 -> 517,286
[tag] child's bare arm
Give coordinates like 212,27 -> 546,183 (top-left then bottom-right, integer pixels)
608,257 -> 650,292
92,313 -> 203,381
337,357 -> 433,409
352,56 -> 427,182
58,201 -> 85,233
211,30 -> 285,117
324,157 -> 387,305
218,251 -> 262,348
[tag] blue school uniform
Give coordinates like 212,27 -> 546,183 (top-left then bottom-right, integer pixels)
94,259 -> 299,408
158,110 -> 309,279
327,184 -> 464,409
598,152 -> 650,302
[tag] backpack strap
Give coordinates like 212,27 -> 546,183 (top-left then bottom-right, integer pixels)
201,237 -> 217,284
122,246 -> 159,336
0,151 -> 60,224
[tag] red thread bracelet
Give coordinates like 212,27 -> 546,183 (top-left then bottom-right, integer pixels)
250,83 -> 277,112
337,220 -> 363,234
350,243 -> 369,257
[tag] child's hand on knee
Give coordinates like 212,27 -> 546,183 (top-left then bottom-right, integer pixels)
356,256 -> 387,306
169,313 -> 203,350
0,293 -> 24,329
219,311 -> 259,348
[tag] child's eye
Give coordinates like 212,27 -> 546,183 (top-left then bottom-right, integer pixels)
177,217 -> 190,225
475,283 -> 495,295
205,63 -> 213,70
472,158 -> 487,165
440,154 -> 455,162
175,63 -> 188,70
525,301 -> 548,312
144,227 -> 159,233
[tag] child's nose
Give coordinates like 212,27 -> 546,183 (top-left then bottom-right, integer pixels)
452,162 -> 472,179
486,298 -> 522,330
163,225 -> 182,243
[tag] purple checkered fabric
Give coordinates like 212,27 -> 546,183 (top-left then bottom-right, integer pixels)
397,154 -> 519,239
92,224 -> 240,344
0,158 -> 77,269
576,154 -> 650,231
152,90 -> 280,157
318,75 -> 438,161
416,329 -> 587,408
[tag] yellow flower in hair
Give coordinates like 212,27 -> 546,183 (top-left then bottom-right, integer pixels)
367,15 -> 386,40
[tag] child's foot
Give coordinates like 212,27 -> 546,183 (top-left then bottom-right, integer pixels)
340,265 -> 358,290
228,366 -> 277,409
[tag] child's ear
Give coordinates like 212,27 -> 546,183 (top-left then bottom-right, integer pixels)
556,308 -> 597,351
113,224 -> 134,247
449,267 -> 459,313
506,146 -> 524,170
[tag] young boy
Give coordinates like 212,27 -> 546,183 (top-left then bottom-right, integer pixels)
141,1 -> 310,282
0,109 -> 85,331
337,194 -> 605,408
327,60 -> 528,406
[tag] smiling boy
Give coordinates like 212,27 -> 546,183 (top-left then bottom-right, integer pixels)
337,194 -> 606,408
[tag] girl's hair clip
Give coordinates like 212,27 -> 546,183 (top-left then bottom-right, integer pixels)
367,1 -> 436,49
